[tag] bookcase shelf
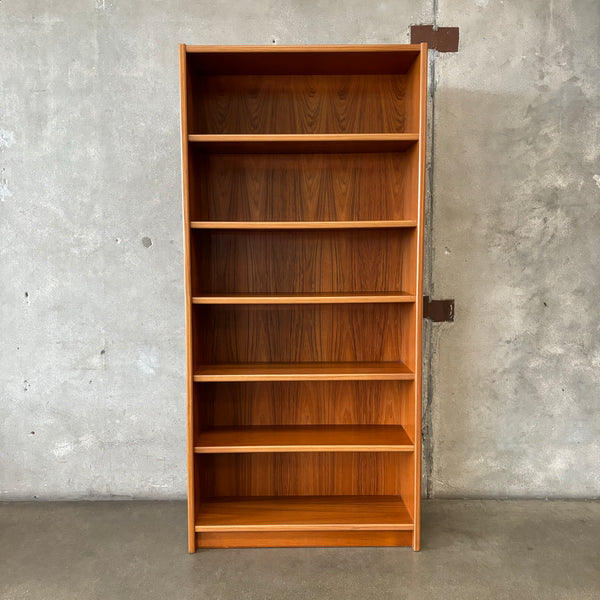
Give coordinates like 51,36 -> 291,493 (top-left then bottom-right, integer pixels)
193,361 -> 415,382
188,134 -> 418,154
192,292 -> 416,304
180,43 -> 427,551
194,425 -> 414,453
194,496 -> 413,533
190,221 -> 418,230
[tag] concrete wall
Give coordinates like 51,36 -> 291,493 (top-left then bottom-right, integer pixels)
430,0 -> 600,498
0,0 -> 598,499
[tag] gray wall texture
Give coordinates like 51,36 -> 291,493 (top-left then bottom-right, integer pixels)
1,0 -> 598,499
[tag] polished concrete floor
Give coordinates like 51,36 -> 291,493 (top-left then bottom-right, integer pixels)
1,500 -> 598,599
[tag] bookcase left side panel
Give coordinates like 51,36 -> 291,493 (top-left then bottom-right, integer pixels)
180,44 -> 198,553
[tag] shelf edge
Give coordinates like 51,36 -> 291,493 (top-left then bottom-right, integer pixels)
192,295 -> 416,305
188,133 -> 419,142
195,523 -> 414,532
190,221 -> 418,229
193,374 -> 415,382
194,444 -> 415,453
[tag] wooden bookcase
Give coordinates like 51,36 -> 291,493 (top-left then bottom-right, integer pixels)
179,44 -> 427,551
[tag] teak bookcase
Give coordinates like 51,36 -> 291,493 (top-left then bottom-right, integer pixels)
179,43 -> 427,551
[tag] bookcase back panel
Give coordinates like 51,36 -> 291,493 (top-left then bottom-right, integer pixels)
192,229 -> 416,295
193,304 -> 412,364
190,151 -> 411,221
195,381 -> 414,428
198,452 -> 413,497
187,49 -> 420,77
189,75 -> 409,134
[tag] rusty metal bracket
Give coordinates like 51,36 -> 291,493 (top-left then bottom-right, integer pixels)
423,296 -> 455,322
410,25 -> 459,52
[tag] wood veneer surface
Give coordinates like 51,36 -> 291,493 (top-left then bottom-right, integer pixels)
193,304 -> 412,364
192,292 -> 415,304
194,425 -> 413,453
198,452 -> 413,496
195,496 -> 412,531
192,229 -> 416,295
189,151 -> 413,221
186,45 -> 421,75
181,43 -> 426,551
190,75 -> 409,134
194,381 -> 414,441
195,530 -> 413,548
194,381 -> 416,440
193,361 -> 414,382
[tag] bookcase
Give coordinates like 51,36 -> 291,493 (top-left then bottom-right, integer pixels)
179,44 -> 427,551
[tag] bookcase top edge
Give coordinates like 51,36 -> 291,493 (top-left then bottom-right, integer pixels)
183,44 -> 425,54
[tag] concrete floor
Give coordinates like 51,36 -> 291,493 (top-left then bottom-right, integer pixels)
1,500 -> 598,600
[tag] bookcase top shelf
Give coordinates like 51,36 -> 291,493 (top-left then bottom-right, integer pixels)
184,44 -> 424,76
185,44 -> 423,52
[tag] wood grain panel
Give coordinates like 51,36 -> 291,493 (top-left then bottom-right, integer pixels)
189,151 -> 411,222
398,381 -> 416,444
400,303 -> 417,373
405,46 -> 425,137
192,229 -> 416,295
399,144 -> 420,221
194,425 -> 413,453
193,304 -> 411,364
196,381 -> 412,427
411,43 -> 428,551
195,530 -> 413,548
194,496 -> 412,531
192,292 -> 416,304
193,362 -> 413,382
183,44 -> 426,551
190,221 -> 417,230
190,75 -> 408,134
179,43 -> 197,553
399,452 -> 415,523
186,45 -> 421,76
188,135 -> 418,154
199,452 -> 413,497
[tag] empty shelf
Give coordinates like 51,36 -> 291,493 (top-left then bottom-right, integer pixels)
194,425 -> 414,453
195,496 -> 413,532
192,292 -> 416,304
190,220 -> 417,229
193,362 -> 414,382
188,133 -> 419,153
